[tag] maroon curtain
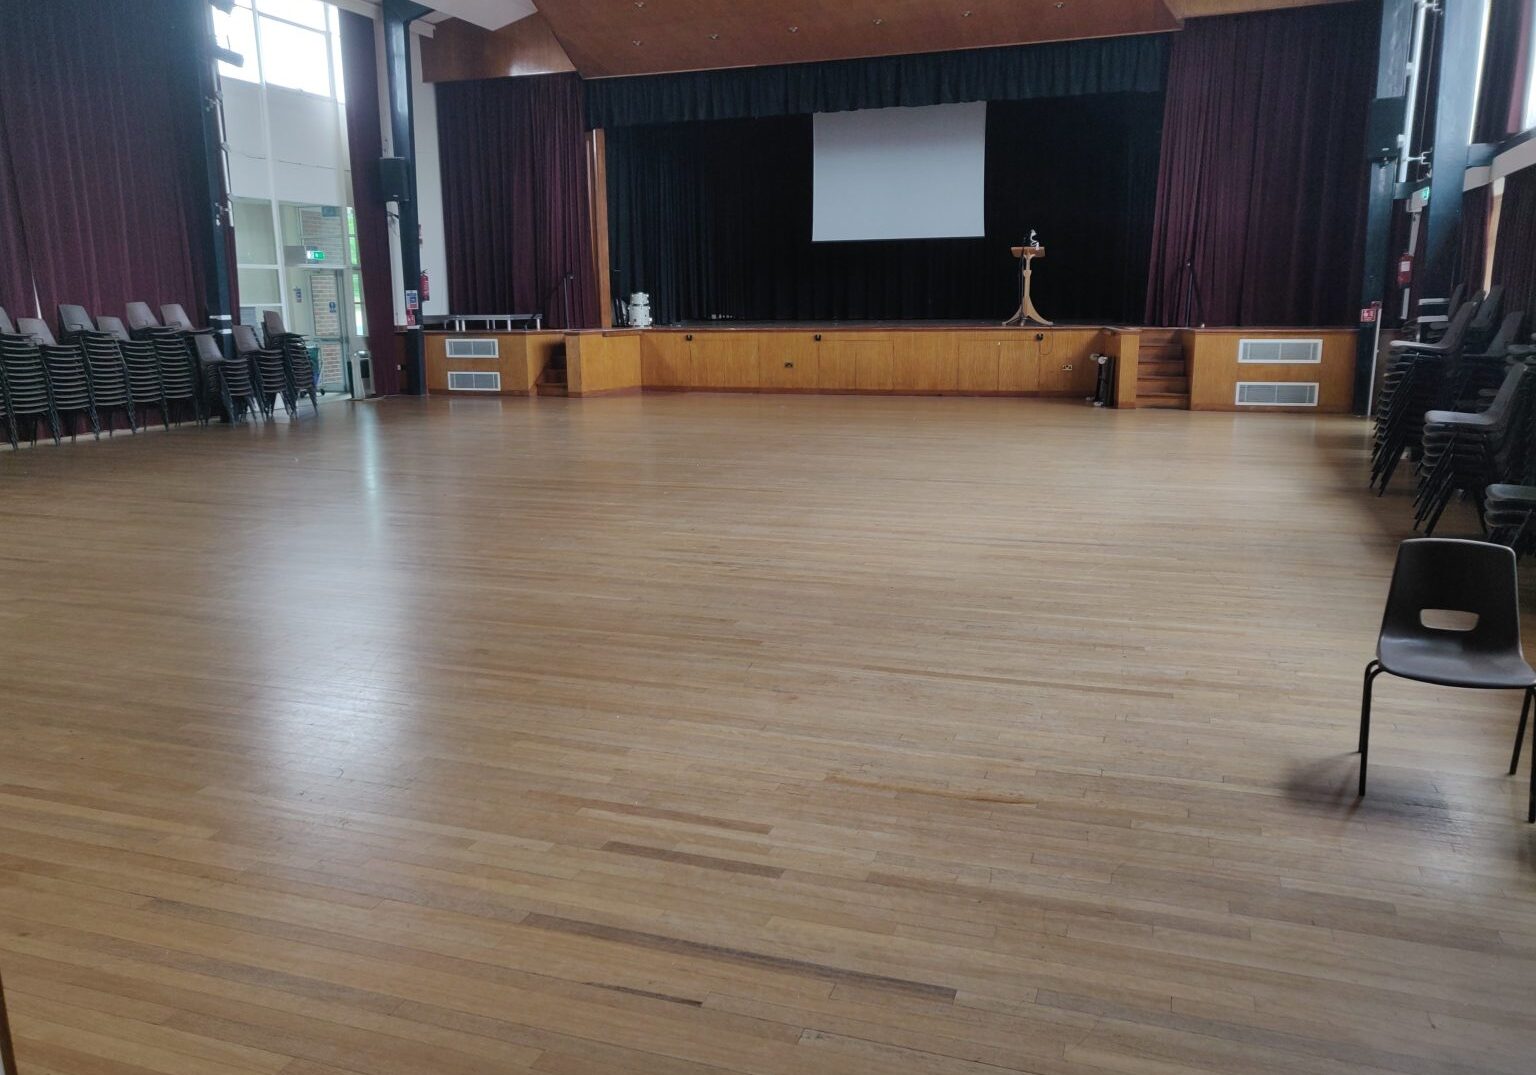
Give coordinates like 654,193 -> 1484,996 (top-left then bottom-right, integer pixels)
1494,166 -> 1536,322
0,0 -> 208,326
437,75 -> 598,328
0,124 -> 32,321
1475,0 -> 1531,145
340,10 -> 401,396
1144,4 -> 1377,327
1459,184 -> 1492,291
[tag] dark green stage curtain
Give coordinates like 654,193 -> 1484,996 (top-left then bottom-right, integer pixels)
606,94 -> 1164,325
587,35 -> 1166,129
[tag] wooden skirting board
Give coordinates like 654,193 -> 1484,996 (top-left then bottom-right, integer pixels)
424,325 -> 1359,412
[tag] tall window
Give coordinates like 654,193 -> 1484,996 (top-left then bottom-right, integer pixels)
219,0 -> 361,393
213,0 -> 344,102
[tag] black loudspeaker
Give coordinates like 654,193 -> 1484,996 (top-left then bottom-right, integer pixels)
1366,96 -> 1408,162
376,157 -> 410,203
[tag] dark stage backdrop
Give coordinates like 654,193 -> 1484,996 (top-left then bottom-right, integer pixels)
1474,0 -> 1531,145
1459,185 -> 1492,293
0,0 -> 210,324
1143,4 -> 1377,327
606,93 -> 1163,325
437,74 -> 599,328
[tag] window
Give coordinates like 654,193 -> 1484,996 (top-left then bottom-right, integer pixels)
213,2 -> 257,84
258,15 -> 332,97
257,0 -> 327,30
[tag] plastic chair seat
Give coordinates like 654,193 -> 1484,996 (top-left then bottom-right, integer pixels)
1378,636 -> 1536,689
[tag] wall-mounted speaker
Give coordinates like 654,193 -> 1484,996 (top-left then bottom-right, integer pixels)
1365,96 -> 1408,163
376,157 -> 411,203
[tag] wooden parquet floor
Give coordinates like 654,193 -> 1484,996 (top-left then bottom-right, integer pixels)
0,394 -> 1533,1075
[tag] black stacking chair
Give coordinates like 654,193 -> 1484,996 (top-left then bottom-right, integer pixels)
99,315 -> 171,430
59,305 -> 136,435
262,310 -> 320,414
0,333 -> 62,447
1466,286 -> 1506,352
124,301 -> 163,338
1412,363 -> 1528,534
18,317 -> 99,440
1359,538 -> 1536,821
1,964 -> 17,1075
237,324 -> 291,419
0,305 -> 13,335
1373,302 -> 1478,494
143,326 -> 205,426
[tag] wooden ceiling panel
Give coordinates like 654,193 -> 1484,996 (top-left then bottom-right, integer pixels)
534,0 -> 1184,77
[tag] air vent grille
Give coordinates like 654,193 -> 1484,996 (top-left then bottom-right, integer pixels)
1235,381 -> 1318,406
445,338 -> 499,359
446,370 -> 501,392
1238,338 -> 1322,364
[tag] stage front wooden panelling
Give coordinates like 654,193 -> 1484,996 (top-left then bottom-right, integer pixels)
424,325 -> 1360,412
636,328 -> 1107,397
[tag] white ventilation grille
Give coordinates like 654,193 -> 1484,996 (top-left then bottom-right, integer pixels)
1238,338 -> 1322,364
446,370 -> 502,392
1235,381 -> 1319,406
445,338 -> 499,359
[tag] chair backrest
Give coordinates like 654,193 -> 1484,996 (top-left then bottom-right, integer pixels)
1482,362 -> 1527,424
1381,539 -> 1524,656
96,315 -> 132,341
16,317 -> 57,346
160,303 -> 194,331
0,306 -> 14,335
262,309 -> 286,342
191,333 -> 223,363
58,304 -> 95,336
233,324 -> 262,354
1439,301 -> 1479,352
1486,311 -> 1526,356
1446,283 -> 1466,320
1471,285 -> 1506,332
125,302 -> 160,331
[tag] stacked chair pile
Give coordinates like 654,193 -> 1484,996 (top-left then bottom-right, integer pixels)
1372,301 -> 1478,494
0,301 -> 323,450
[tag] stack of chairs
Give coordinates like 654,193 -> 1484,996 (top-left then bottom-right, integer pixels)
1412,361 -> 1530,534
235,324 -> 295,419
1465,285 -> 1506,352
58,305 -> 137,435
133,301 -> 256,424
98,314 -> 201,429
1372,300 -> 1478,494
15,316 -> 99,440
262,310 -> 320,415
0,306 -> 62,448
1446,311 -> 1527,411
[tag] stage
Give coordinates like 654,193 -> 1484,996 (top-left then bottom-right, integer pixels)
423,322 -> 1358,413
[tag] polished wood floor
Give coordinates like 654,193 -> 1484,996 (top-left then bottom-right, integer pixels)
1,395 -> 1534,1075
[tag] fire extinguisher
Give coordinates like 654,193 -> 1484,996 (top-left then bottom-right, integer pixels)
419,270 -> 431,303
1396,253 -> 1413,288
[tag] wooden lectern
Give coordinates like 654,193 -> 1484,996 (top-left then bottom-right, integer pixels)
1003,244 -> 1052,327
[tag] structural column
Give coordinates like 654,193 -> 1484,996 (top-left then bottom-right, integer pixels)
382,0 -> 431,394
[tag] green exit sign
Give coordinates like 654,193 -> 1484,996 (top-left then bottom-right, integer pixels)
304,248 -> 327,262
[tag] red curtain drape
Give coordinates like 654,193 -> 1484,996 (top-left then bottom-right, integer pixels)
340,10 -> 401,396
0,0 -> 208,328
436,74 -> 598,328
0,126 -> 32,321
1143,4 -> 1377,327
1493,166 -> 1536,321
1475,0 -> 1531,145
1459,185 -> 1492,291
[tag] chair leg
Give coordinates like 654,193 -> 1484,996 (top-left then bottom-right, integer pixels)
1511,686 -> 1532,776
1359,660 -> 1382,797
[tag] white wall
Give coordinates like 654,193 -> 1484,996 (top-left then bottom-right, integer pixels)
412,34 -> 450,318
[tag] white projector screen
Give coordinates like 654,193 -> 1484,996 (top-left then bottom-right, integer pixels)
812,102 -> 986,242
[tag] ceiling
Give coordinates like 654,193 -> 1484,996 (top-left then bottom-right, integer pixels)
422,0 -> 1347,79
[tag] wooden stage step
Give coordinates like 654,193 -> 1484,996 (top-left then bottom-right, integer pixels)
1139,391 -> 1190,409
1138,376 -> 1189,395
